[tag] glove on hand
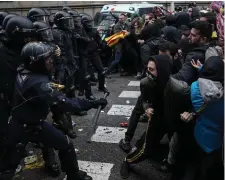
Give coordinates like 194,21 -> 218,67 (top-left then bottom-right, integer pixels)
92,98 -> 108,109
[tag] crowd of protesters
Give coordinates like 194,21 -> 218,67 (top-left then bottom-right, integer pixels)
103,1 -> 224,180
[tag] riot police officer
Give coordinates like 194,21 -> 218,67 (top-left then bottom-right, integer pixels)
0,14 -> 16,45
81,15 -> 108,92
33,20 -> 78,137
0,12 -> 9,46
0,15 -> 35,174
0,11 -> 8,31
52,11 -> 77,96
27,8 -> 50,24
67,10 -> 96,100
0,42 -> 107,180
33,20 -> 63,176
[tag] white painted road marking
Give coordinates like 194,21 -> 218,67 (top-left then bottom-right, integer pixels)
119,90 -> 140,98
78,160 -> 114,180
128,81 -> 140,86
91,126 -> 126,143
107,104 -> 134,116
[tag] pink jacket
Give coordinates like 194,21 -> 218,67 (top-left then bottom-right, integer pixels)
210,1 -> 224,50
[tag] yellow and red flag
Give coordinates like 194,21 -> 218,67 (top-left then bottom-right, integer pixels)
105,31 -> 127,47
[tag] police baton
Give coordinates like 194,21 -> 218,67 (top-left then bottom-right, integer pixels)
87,91 -> 110,143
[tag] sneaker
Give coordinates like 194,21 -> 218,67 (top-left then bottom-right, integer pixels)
119,138 -> 132,153
120,160 -> 130,179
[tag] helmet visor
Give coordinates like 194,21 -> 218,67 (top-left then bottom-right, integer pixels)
73,16 -> 81,26
84,20 -> 93,28
39,28 -> 54,42
35,15 -> 50,24
12,27 -> 36,37
63,17 -> 74,29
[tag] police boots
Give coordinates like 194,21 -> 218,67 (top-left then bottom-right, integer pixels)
42,147 -> 61,177
59,145 -> 92,180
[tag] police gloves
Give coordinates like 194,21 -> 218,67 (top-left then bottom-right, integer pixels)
91,98 -> 108,109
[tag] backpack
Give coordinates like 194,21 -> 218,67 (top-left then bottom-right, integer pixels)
191,44 -> 222,64
146,37 -> 165,56
205,45 -> 223,60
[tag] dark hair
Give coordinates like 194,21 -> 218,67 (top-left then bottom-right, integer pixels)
190,20 -> 212,40
201,12 -> 217,31
168,43 -> 178,56
166,15 -> 175,26
159,41 -> 170,52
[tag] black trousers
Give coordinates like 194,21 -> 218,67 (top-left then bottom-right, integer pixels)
1,120 -> 80,180
0,100 -> 11,157
88,54 -> 105,89
125,96 -> 166,164
78,56 -> 92,96
125,96 -> 144,141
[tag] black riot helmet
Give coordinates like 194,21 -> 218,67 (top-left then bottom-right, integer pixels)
33,21 -> 54,42
62,6 -> 72,12
21,42 -> 54,74
27,8 -> 49,23
0,12 -> 9,29
54,11 -> 74,30
68,10 -> 81,26
81,15 -> 93,29
5,16 -> 36,47
2,14 -> 17,30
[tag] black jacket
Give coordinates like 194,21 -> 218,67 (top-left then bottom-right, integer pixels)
85,28 -> 102,55
0,43 -> 21,103
73,25 -> 90,57
12,69 -> 96,124
140,37 -> 162,66
172,44 -> 209,85
52,28 -> 76,73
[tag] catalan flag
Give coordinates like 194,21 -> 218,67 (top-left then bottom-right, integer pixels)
105,31 -> 127,47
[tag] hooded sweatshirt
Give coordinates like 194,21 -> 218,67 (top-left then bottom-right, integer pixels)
191,56 -> 224,153
161,26 -> 180,44
174,12 -> 191,29
141,54 -> 173,111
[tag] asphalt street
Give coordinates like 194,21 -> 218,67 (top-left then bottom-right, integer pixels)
14,74 -> 171,180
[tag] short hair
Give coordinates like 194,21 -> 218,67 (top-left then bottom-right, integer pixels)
168,43 -> 178,56
158,41 -> 170,52
190,20 -> 212,40
201,12 -> 217,30
120,13 -> 126,17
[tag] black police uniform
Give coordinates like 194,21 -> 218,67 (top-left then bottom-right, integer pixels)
33,20 -> 78,139
0,16 -> 33,158
82,16 -> 107,92
67,10 -> 95,99
52,11 -> 77,98
0,42 -> 106,180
